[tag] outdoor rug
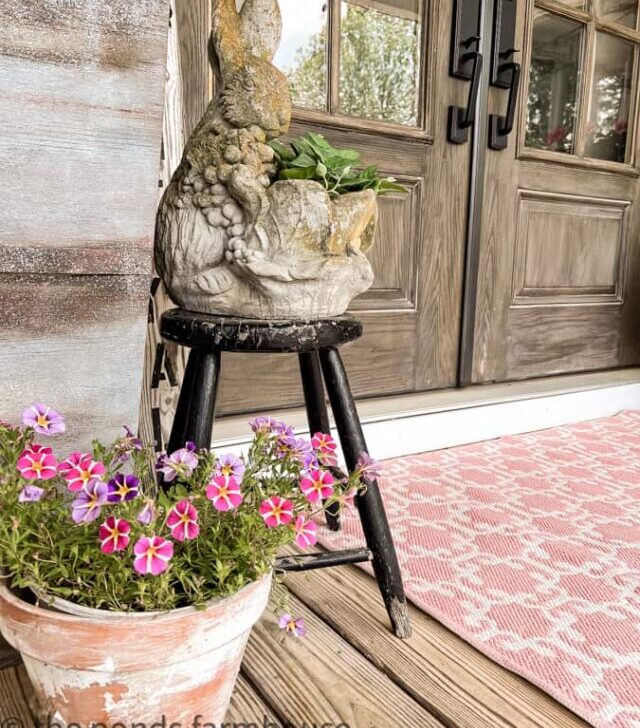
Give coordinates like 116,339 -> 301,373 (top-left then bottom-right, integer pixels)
318,411 -> 640,728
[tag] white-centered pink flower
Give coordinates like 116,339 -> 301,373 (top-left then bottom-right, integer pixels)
98,516 -> 131,554
259,496 -> 294,528
205,475 -> 244,512
294,516 -> 318,549
17,446 -> 58,481
166,500 -> 200,541
133,535 -> 174,576
59,452 -> 106,492
299,469 -> 334,503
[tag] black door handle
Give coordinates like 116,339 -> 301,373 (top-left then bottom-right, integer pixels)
448,50 -> 483,144
489,61 -> 521,150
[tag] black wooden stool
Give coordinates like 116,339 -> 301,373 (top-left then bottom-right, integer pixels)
161,308 -> 411,638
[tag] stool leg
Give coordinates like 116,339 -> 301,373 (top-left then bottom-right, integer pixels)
319,346 -> 412,638
299,352 -> 340,532
167,348 -> 221,453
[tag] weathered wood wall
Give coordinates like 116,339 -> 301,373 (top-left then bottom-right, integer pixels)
140,0 -> 211,450
0,0 -> 169,448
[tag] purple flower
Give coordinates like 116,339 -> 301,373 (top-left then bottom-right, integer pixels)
137,500 -> 157,525
157,447 -> 199,483
249,416 -> 277,435
278,613 -> 306,638
276,435 -> 313,463
356,452 -> 382,483
114,425 -> 144,462
22,403 -> 65,436
72,480 -> 108,524
18,485 -> 45,502
107,474 -> 140,503
214,453 -> 245,481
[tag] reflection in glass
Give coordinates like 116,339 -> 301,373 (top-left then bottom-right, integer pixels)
585,33 -> 634,163
338,0 -> 422,126
598,0 -> 637,29
525,11 -> 583,154
274,0 -> 328,110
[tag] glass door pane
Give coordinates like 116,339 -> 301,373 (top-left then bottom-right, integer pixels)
275,0 -> 329,110
584,32 -> 634,163
525,11 -> 584,154
597,0 -> 638,28
338,0 -> 422,126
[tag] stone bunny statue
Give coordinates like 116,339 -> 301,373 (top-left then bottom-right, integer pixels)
155,0 -> 378,320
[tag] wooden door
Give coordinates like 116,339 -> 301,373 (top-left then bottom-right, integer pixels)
216,0 -> 472,415
469,0 -> 640,382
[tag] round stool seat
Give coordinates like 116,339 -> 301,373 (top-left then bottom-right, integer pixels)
160,309 -> 363,353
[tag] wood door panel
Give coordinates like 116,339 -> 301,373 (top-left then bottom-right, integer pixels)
512,191 -> 629,304
470,0 -> 640,383
506,306 -> 621,379
216,312 -> 417,415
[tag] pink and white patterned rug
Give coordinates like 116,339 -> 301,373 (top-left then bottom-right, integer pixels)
318,411 -> 640,728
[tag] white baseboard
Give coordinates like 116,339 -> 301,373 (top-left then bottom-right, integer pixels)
212,370 -> 640,460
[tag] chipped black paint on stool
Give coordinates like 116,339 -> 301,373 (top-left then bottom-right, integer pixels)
160,308 -> 412,639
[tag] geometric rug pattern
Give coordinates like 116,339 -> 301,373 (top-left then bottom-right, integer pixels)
319,411 -> 640,728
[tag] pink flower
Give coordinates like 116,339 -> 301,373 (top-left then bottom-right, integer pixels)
98,516 -> 131,554
166,500 -> 200,541
205,475 -> 244,511
22,403 -> 65,436
294,516 -> 318,549
59,452 -> 106,492
311,432 -> 338,466
17,446 -> 58,481
278,613 -> 306,638
133,535 -> 174,576
259,496 -> 294,528
299,469 -> 334,503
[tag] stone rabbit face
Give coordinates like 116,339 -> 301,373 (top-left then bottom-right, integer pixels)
220,60 -> 291,138
213,0 -> 291,138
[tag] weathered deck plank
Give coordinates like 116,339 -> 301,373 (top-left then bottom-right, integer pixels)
0,666 -> 32,727
284,558 -> 590,728
243,593 -> 444,728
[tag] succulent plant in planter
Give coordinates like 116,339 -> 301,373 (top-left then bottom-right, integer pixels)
0,405 -> 367,726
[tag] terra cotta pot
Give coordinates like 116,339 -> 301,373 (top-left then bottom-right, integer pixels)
0,573 -> 271,727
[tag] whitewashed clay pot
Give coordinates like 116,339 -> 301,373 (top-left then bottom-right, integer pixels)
0,573 -> 271,727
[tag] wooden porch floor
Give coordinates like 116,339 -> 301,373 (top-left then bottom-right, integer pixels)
1,563 -> 591,728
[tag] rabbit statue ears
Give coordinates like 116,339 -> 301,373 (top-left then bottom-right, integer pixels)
213,0 -> 282,78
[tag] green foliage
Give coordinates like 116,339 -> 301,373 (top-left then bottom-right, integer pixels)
0,421 -> 362,612
269,132 -> 405,198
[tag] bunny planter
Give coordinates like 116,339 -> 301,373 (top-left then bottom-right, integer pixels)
155,0 -> 379,320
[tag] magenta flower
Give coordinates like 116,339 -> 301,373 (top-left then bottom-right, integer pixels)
259,496 -> 294,528
311,432 -> 338,467
137,500 -> 156,526
166,500 -> 200,541
17,446 -> 58,481
98,516 -> 131,554
278,613 -> 306,638
356,452 -> 382,483
18,485 -> 45,502
107,474 -> 140,503
59,452 -> 106,492
299,469 -> 334,503
133,535 -> 174,576
72,480 -> 108,524
214,453 -> 245,481
22,403 -> 65,436
206,475 -> 244,511
157,447 -> 198,483
294,516 -> 318,549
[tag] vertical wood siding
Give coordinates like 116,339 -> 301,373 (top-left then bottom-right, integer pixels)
0,0 -> 169,448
